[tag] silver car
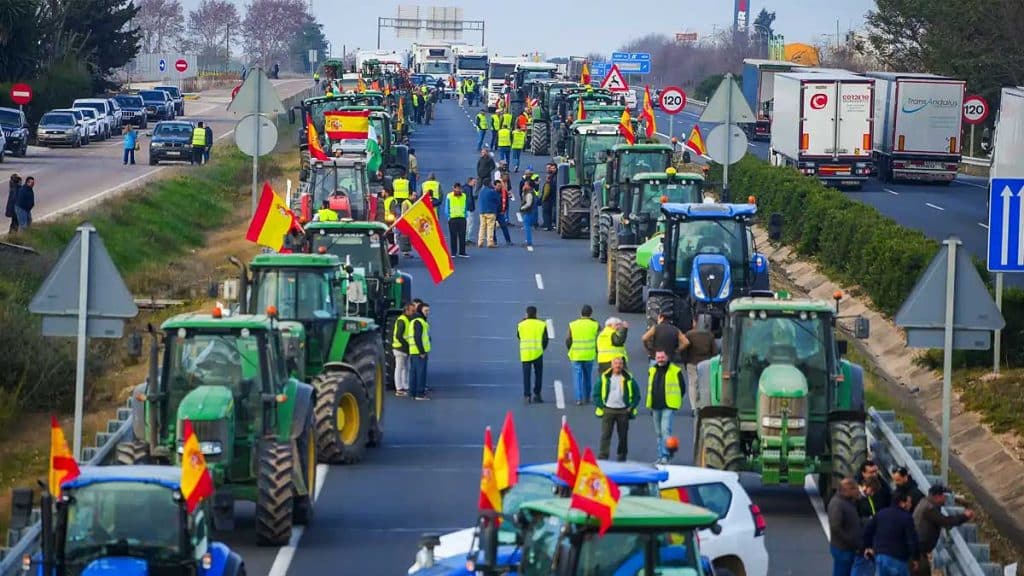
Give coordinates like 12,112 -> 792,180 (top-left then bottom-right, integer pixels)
36,111 -> 83,147
52,108 -> 91,144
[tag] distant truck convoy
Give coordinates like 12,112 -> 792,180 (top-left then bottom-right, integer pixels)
410,43 -> 453,84
451,45 -> 488,78
770,71 -> 875,189
742,59 -> 807,140
866,72 -> 965,183
485,55 -> 528,110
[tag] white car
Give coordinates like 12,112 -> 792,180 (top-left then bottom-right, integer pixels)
73,107 -> 102,140
659,466 -> 769,576
73,98 -> 115,138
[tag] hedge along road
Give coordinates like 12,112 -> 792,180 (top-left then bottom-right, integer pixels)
2,78 -> 311,224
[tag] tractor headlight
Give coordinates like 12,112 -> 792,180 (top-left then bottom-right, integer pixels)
788,418 -> 806,429
717,276 -> 731,299
692,277 -> 706,300
761,416 -> 783,428
177,441 -> 223,455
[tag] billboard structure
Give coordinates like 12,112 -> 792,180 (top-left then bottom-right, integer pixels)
378,5 -> 485,46
734,0 -> 750,33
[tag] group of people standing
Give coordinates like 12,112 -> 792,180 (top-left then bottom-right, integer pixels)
474,107 -> 532,172
390,299 -> 433,400
6,174 -> 35,232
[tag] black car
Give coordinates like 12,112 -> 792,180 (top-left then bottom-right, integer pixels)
0,107 -> 29,157
147,120 -> 195,165
139,90 -> 174,121
114,94 -> 149,128
153,85 -> 185,116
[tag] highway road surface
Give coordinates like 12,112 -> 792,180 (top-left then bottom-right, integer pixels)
214,99 -> 835,575
1,78 -> 312,222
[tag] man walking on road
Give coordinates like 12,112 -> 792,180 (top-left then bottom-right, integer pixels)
465,176 -> 478,242
510,126 -> 526,172
444,183 -> 469,258
476,148 -> 495,194
863,489 -> 920,576
566,305 -> 600,406
408,302 -> 431,400
392,303 -> 416,397
477,179 -> 499,248
828,478 -> 864,576
475,109 -> 489,150
517,306 -> 549,404
913,485 -> 973,576
647,350 -> 684,464
594,357 -> 639,461
597,317 -> 630,374
519,179 -> 537,248
497,124 -> 512,165
682,317 -> 717,410
191,121 -> 207,165
6,174 -> 21,233
541,163 -> 556,231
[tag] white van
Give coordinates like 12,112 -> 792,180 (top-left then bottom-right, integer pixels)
73,98 -> 115,139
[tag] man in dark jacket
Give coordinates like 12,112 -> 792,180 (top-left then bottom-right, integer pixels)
14,176 -> 35,230
829,478 -> 863,576
912,485 -> 973,576
594,356 -> 640,461
476,148 -> 496,193
541,162 -> 557,230
891,467 -> 924,510
864,488 -> 920,575
856,460 -> 892,510
6,174 -> 21,233
465,176 -> 478,243
204,124 -> 213,163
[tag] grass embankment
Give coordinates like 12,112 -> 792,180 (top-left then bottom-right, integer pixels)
0,142 -> 300,536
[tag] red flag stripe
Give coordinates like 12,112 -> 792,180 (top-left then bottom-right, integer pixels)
245,182 -> 275,243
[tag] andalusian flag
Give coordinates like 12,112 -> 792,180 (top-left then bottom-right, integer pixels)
685,125 -> 707,156
576,98 -> 586,121
180,419 -> 214,513
493,411 -> 520,491
580,62 -> 591,85
479,426 -> 502,513
556,416 -> 581,488
393,196 -> 454,284
357,77 -> 367,92
396,98 -> 406,131
49,416 -> 80,498
570,448 -> 621,535
366,125 -> 382,173
246,182 -> 299,251
324,110 -> 370,140
642,85 -> 657,139
306,114 -> 329,161
618,109 -> 636,145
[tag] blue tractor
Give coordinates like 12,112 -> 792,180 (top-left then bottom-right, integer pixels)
12,465 -> 246,576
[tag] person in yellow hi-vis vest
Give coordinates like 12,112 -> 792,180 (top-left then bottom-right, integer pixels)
647,350 -> 684,464
594,356 -> 640,461
597,316 -> 630,375
565,304 -> 600,405
407,302 -> 431,400
501,109 -> 513,133
510,127 -> 527,172
517,306 -> 549,403
475,109 -> 489,150
497,125 -> 512,166
421,173 -> 441,207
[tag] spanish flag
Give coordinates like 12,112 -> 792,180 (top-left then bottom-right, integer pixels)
580,62 -> 591,85
479,426 -> 502,513
307,114 -> 329,161
393,196 -> 454,284
556,416 -> 581,487
357,77 -> 367,93
49,416 -> 80,498
570,447 -> 620,535
180,419 -> 214,513
685,124 -> 707,156
576,98 -> 586,121
493,411 -> 519,491
246,182 -> 299,251
618,109 -> 636,145
324,110 -> 370,140
642,85 -> 657,139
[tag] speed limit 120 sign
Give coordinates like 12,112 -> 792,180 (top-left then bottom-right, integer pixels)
963,94 -> 989,125
659,86 -> 687,115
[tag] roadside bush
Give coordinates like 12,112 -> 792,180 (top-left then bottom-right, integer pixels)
0,56 -> 93,127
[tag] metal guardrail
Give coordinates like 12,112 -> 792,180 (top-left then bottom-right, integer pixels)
962,155 -> 991,167
866,408 -> 1004,576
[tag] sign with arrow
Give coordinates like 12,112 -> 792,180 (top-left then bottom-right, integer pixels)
600,64 -> 630,93
987,178 -> 1024,272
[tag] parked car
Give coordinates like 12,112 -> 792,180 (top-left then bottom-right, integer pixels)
139,89 -> 174,121
53,108 -> 91,144
660,466 -> 770,576
0,129 -> 5,162
114,94 -> 148,128
71,107 -> 102,140
36,111 -> 83,147
153,85 -> 185,116
106,97 -> 123,130
147,120 -> 195,165
73,98 -> 115,139
0,107 -> 30,157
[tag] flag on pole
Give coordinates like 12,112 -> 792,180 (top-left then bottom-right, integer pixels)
246,182 -> 300,251
570,448 -> 621,535
324,110 -> 370,140
357,77 -> 367,92
580,62 -> 591,85
307,114 -> 329,161
685,125 -> 707,156
366,124 -> 382,173
493,411 -> 520,491
49,416 -> 80,498
576,98 -> 586,121
479,426 -> 502,513
556,416 -> 581,487
393,196 -> 454,284
180,419 -> 214,513
642,85 -> 657,139
618,109 -> 636,145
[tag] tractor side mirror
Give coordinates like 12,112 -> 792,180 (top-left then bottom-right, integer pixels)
710,522 -> 723,536
682,151 -> 692,163
9,487 -> 34,530
837,339 -> 849,357
288,108 -> 296,125
768,213 -> 783,241
239,378 -> 255,398
854,317 -> 870,339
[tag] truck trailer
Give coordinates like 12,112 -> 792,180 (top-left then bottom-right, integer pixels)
866,72 -> 965,183
770,71 -> 875,188
742,59 -> 806,140
451,45 -> 488,78
485,55 -> 528,110
410,43 -> 453,83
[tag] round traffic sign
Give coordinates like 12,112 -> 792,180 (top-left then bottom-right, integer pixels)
963,94 -> 989,125
175,59 -> 188,73
658,86 -> 687,115
704,124 -> 748,165
158,58 -> 167,72
9,83 -> 32,106
234,114 -> 278,157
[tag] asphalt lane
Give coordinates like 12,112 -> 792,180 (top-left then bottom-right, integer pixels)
254,99 -> 834,575
2,78 -> 311,222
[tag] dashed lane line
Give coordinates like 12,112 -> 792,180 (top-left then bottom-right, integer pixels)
535,273 -> 544,290
957,179 -> 987,189
805,475 -> 830,540
554,379 -> 566,410
926,202 -> 945,211
884,188 -> 899,196
979,222 -> 990,229
545,318 -> 555,339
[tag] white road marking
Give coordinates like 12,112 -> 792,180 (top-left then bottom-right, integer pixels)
516,211 -> 523,222
804,475 -> 830,540
884,188 -> 899,196
545,318 -> 555,339
267,464 -> 329,576
748,142 -> 755,148
527,245 -> 534,252
957,179 -> 987,189
926,202 -> 945,211
554,379 -> 566,410
535,273 -> 544,290
979,222 -> 990,229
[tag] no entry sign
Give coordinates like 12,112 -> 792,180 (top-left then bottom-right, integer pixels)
10,83 -> 32,105
175,59 -> 189,73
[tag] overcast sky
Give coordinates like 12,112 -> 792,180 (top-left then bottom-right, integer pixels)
182,0 -> 876,58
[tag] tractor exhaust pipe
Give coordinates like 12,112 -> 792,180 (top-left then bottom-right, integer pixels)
228,256 -> 249,314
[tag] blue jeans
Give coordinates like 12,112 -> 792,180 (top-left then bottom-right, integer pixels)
572,361 -> 594,402
652,409 -> 674,459
409,174 -> 418,194
122,147 -> 135,164
14,207 -> 31,229
495,213 -> 511,244
830,546 -> 855,576
499,147 -> 510,164
522,210 -> 535,245
490,131 -> 497,149
851,555 -> 874,576
477,129 -> 487,150
875,555 -> 909,576
511,148 -> 522,169
410,354 -> 428,398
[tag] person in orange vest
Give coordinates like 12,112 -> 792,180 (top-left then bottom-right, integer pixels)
516,110 -> 530,131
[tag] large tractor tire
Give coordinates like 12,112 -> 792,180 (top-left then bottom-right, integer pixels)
344,332 -> 386,448
292,410 -> 317,526
645,292 -> 675,330
558,187 -> 587,239
695,416 -> 744,472
313,371 -> 369,464
115,440 -> 150,465
822,420 -> 868,502
530,121 -> 549,155
256,441 -> 295,546
383,316 -> 398,391
615,247 -> 645,313
606,233 -> 619,305
598,213 -> 612,263
589,200 -> 600,258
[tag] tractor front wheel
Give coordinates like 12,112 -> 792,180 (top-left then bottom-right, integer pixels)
313,371 -> 369,464
645,293 -> 674,330
823,420 -> 868,502
530,121 -> 549,155
345,333 -> 386,448
292,410 -> 317,526
606,234 -> 619,305
615,247 -> 645,313
598,213 -> 611,263
256,441 -> 295,546
114,440 -> 150,465
558,187 -> 586,239
695,416 -> 743,472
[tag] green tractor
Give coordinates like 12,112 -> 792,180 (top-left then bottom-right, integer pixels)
553,118 -> 629,239
116,312 -> 318,546
607,167 -> 706,313
233,252 -> 388,465
525,80 -> 579,155
297,155 -> 381,224
693,293 -> 871,500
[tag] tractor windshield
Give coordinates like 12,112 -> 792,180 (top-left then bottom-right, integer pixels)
166,332 -> 265,394
309,165 -> 369,220
578,134 -> 621,183
637,180 -> 704,216
675,220 -> 748,288
618,151 -> 671,182
310,232 -> 386,278
573,530 -> 702,575
737,315 -> 829,374
63,482 -> 184,566
252,268 -> 336,321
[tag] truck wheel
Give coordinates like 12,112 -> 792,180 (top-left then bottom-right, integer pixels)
530,121 -> 549,155
313,371 -> 369,464
344,332 -> 386,448
114,440 -> 150,465
558,187 -> 586,239
824,420 -> 867,502
615,247 -> 645,313
695,416 -> 743,471
256,440 -> 294,546
606,233 -> 618,305
645,293 -> 674,330
292,409 -> 317,526
598,213 -> 611,263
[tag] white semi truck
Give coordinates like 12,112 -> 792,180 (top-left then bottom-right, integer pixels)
410,43 -> 453,83
485,55 -> 528,110
451,45 -> 488,78
770,71 -> 875,188
866,72 -> 965,183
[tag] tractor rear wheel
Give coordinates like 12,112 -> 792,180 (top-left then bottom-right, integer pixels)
383,316 -> 398,391
645,293 -> 674,330
589,200 -> 600,258
292,410 -> 317,526
558,187 -> 586,239
695,416 -> 743,472
256,441 -> 294,546
114,440 -> 150,465
598,213 -> 611,263
530,121 -> 549,155
823,420 -> 868,502
344,332 -> 386,448
606,233 -> 619,305
615,247 -> 645,313
313,371 -> 369,464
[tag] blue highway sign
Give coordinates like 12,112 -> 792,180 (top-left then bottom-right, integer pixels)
987,178 -> 1024,271
590,62 -> 611,79
611,52 -> 651,74
158,58 -> 166,72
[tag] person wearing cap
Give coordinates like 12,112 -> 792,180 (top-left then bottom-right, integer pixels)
912,484 -> 973,576
863,488 -> 920,576
510,126 -> 526,172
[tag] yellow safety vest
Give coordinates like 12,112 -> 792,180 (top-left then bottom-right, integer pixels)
595,369 -> 638,417
392,315 -> 410,349
384,196 -> 398,215
192,127 -> 206,146
447,192 -> 467,218
490,114 -> 500,130
511,130 -> 526,150
407,317 -> 431,354
422,180 -> 441,200
476,113 -> 489,130
316,208 -> 338,222
393,178 -> 410,199
502,112 -> 513,129
497,128 -> 512,148
646,364 -> 683,410
567,318 -> 599,362
518,318 -> 547,362
597,326 -> 628,364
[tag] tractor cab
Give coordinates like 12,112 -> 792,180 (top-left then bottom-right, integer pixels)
552,120 -> 629,240
621,168 -> 706,244
598,143 -> 674,210
562,89 -> 616,121
565,120 -> 624,183
300,156 -> 373,223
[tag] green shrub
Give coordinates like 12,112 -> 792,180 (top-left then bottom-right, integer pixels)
0,56 -> 93,128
